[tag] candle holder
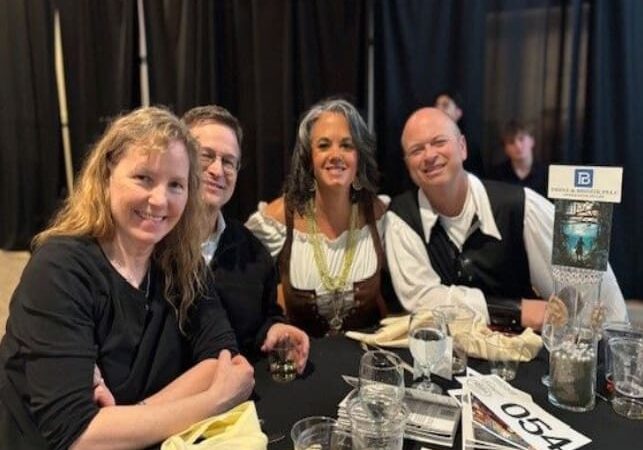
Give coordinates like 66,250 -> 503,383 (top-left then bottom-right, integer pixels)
548,327 -> 598,412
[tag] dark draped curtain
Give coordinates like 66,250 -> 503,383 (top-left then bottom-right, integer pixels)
144,0 -> 367,221
581,0 -> 643,298
373,0 -> 487,196
143,0 -> 226,113
484,0 -> 588,170
56,0 -> 139,173
2,1 -> 639,298
0,1 -> 62,250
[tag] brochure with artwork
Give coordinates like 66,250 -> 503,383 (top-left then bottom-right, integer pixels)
551,200 -> 613,271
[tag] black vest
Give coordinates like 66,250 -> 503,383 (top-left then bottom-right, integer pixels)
389,180 -> 536,301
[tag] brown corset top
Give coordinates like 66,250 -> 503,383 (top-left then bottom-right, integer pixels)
278,199 -> 388,337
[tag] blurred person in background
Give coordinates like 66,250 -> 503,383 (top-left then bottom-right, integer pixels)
490,119 -> 547,197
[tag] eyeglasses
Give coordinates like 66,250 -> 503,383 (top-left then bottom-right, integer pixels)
199,149 -> 240,174
404,135 -> 459,160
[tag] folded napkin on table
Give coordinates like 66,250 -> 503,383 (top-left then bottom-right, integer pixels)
161,401 -> 267,450
345,315 -> 542,362
345,315 -> 410,348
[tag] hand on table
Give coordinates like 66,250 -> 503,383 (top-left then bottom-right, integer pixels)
208,350 -> 255,412
261,323 -> 310,374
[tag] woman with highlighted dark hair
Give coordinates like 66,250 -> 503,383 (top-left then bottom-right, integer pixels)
246,98 -> 390,337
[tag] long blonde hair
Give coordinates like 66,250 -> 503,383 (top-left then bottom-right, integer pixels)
34,106 -> 208,330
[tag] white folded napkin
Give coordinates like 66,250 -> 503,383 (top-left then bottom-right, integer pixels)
346,315 -> 542,362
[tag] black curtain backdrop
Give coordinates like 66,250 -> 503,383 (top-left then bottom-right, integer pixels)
0,1 -> 62,249
1,1 -> 640,299
373,0 -> 487,196
581,0 -> 643,299
484,0 -> 588,170
144,0 -> 367,221
56,0 -> 140,173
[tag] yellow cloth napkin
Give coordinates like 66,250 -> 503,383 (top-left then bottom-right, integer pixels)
345,315 -> 542,362
161,401 -> 268,450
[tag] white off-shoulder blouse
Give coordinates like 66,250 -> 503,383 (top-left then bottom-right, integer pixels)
245,196 -> 390,295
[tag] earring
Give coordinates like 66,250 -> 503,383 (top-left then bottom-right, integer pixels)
352,178 -> 363,191
309,178 -> 317,192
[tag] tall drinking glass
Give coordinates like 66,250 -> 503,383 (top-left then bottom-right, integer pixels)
434,304 -> 475,375
408,307 -> 447,393
541,296 -> 572,386
541,284 -> 580,386
358,350 -> 405,421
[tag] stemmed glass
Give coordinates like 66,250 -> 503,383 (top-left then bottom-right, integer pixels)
408,307 -> 448,393
358,350 -> 405,421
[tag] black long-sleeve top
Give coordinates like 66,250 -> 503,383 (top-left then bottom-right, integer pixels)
0,236 -> 237,450
209,218 -> 285,357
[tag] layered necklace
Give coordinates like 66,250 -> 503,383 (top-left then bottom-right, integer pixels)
305,198 -> 359,331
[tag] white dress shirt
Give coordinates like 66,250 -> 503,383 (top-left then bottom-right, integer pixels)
385,173 -> 627,324
201,211 -> 226,265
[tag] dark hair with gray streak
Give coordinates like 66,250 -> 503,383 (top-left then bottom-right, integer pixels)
284,98 -> 380,215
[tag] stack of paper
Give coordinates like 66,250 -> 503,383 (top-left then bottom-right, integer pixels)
460,374 -> 591,450
338,376 -> 461,447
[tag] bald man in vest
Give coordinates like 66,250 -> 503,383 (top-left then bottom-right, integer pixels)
385,107 -> 627,331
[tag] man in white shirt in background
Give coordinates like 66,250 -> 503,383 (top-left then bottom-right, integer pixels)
385,107 -> 627,331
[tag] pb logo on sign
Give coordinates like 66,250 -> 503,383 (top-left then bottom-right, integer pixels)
574,169 -> 593,188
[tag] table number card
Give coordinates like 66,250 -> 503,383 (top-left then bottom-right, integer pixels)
464,375 -> 592,450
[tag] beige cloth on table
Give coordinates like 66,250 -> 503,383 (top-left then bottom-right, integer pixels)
345,315 -> 543,362
161,401 -> 267,450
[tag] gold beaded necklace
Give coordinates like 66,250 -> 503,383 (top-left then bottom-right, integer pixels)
305,199 -> 359,293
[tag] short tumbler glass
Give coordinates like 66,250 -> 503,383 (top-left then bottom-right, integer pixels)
610,337 -> 643,420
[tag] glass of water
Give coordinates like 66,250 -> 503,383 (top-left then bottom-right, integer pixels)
408,307 -> 448,393
358,350 -> 405,421
434,304 -> 475,375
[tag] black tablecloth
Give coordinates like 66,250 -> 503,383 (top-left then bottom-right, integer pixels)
253,335 -> 643,449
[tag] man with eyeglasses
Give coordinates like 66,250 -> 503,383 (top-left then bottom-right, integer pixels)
385,107 -> 627,332
182,106 -> 309,373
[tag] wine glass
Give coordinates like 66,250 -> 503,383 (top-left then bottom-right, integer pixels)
408,306 -> 448,393
358,350 -> 405,421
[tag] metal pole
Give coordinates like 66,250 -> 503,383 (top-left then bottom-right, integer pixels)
137,0 -> 150,106
54,9 -> 74,194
